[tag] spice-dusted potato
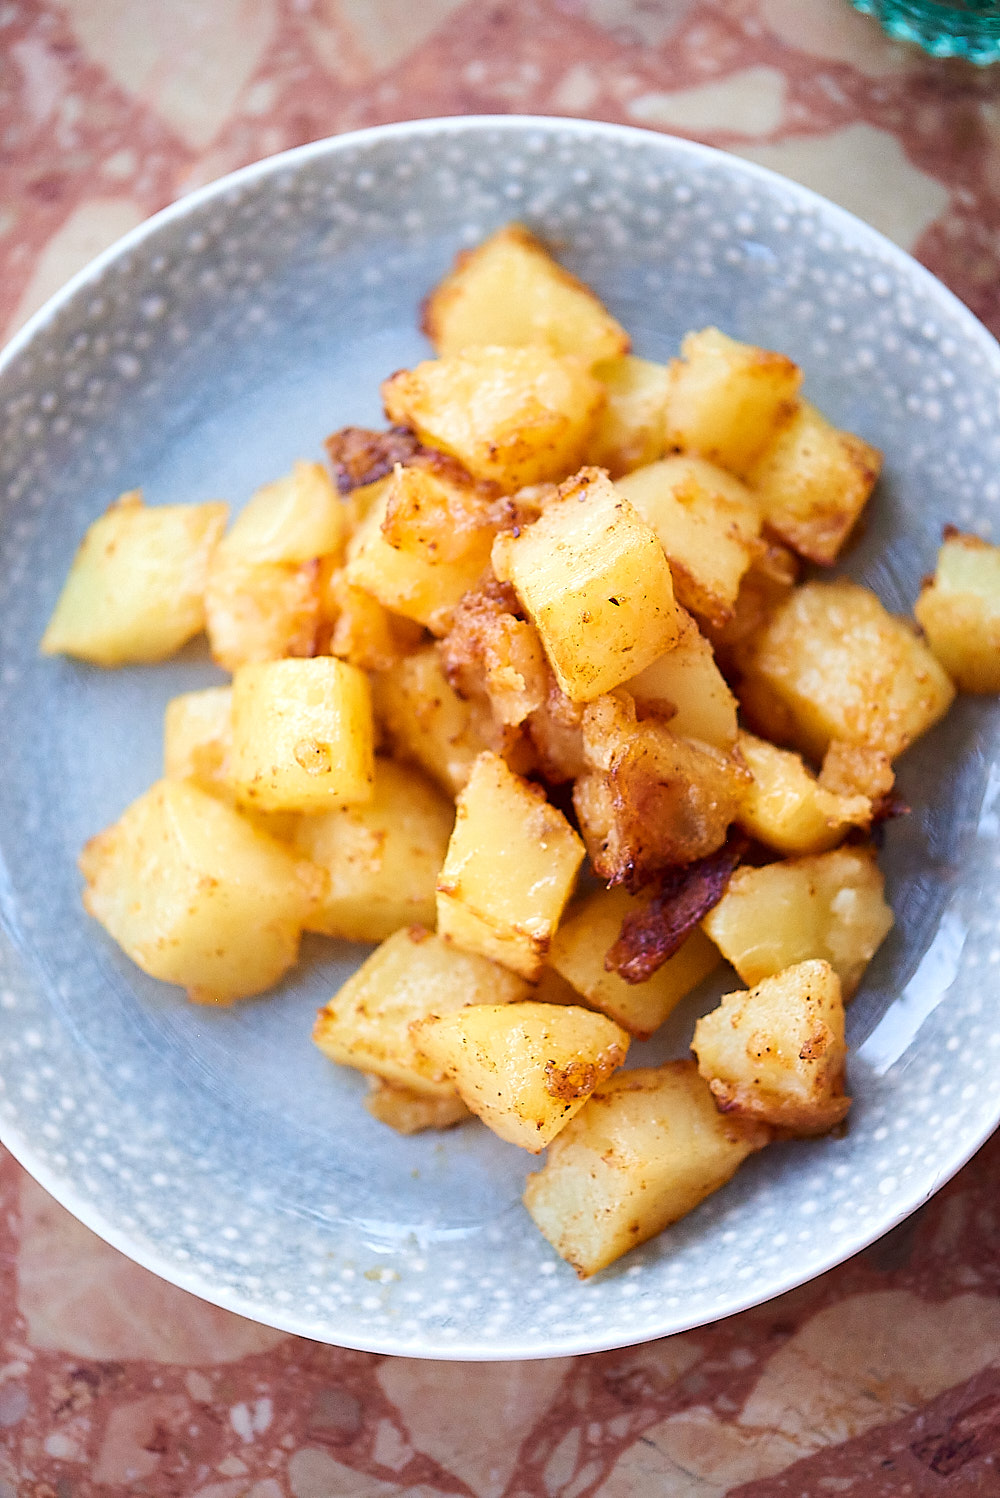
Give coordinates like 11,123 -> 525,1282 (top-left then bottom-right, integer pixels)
702,844 -> 893,997
585,355 -> 672,477
737,579 -> 956,762
80,778 -> 322,1005
492,468 -> 683,703
314,925 -> 529,1098
412,1001 -> 629,1151
548,885 -> 719,1039
423,222 -> 629,366
382,345 -> 604,489
624,609 -> 739,751
616,455 -> 763,630
746,401 -> 881,565
293,757 -> 453,943
736,730 -> 873,856
439,581 -> 549,729
41,491 -> 227,666
371,643 -> 496,798
665,327 -> 802,477
523,1060 -> 771,1277
692,959 -> 850,1135
436,751 -> 585,979
914,529 -> 1000,692
230,657 -> 374,813
320,567 -> 424,673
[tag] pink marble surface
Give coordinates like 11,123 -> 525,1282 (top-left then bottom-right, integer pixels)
3,2 -> 1000,1493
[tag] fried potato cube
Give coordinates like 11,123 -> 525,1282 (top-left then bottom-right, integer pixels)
523,1061 -> 770,1277
413,1001 -> 629,1151
492,468 -> 683,703
549,886 -> 719,1039
344,467 -> 496,635
230,657 -> 374,813
371,643 -> 494,797
701,845 -> 893,997
818,741 -> 895,803
381,345 -> 604,489
221,460 -> 346,567
702,541 -> 800,659
363,1077 -> 471,1135
436,751 -> 585,979
574,693 -> 748,885
320,567 -> 424,672
292,757 -> 453,943
585,355 -> 672,477
616,456 -> 763,629
423,222 -> 629,366
737,579 -> 956,761
692,959 -> 850,1135
624,609 -> 739,750
313,926 -> 529,1097
747,401 -> 881,565
41,491 -> 227,666
736,730 -> 872,855
914,529 -> 1000,692
163,686 -> 233,797
665,327 -> 802,476
439,582 -> 549,729
79,778 -> 321,1004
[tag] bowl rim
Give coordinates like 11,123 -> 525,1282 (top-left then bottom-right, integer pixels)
2,113 -> 999,1360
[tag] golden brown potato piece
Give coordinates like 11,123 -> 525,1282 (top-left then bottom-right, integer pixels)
320,567 -> 424,673
737,579 -> 956,762
439,581 -> 549,728
549,885 -> 719,1039
293,757 -> 453,943
80,779 -> 322,1005
363,1077 -> 471,1135
230,657 -> 374,813
525,675 -> 587,785
523,1061 -> 770,1277
423,222 -> 629,366
314,925 -> 529,1097
412,1001 -> 628,1151
818,741 -> 895,803
692,959 -> 850,1135
702,844 -> 893,997
371,644 -> 497,797
585,355 -> 671,476
736,730 -> 873,855
381,345 -> 604,489
624,609 -> 739,751
747,401 -> 881,565
41,492 -> 227,666
665,327 -> 802,477
616,455 -> 763,630
436,751 -> 585,979
914,528 -> 1000,692
492,468 -> 683,703
574,693 -> 748,887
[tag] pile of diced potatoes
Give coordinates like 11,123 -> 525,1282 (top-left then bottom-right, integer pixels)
42,224 -> 1000,1277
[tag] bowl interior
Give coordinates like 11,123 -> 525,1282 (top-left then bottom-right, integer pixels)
1,118 -> 999,1358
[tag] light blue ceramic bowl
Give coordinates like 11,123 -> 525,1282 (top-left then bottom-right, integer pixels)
1,117 -> 999,1359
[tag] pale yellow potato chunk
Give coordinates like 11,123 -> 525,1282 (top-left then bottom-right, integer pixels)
665,327 -> 802,477
738,579 -> 956,762
363,1077 -> 471,1134
523,1061 -> 770,1277
344,468 -> 495,635
220,460 -> 346,567
736,730 -> 872,855
371,644 -> 493,797
381,345 -> 604,489
747,401 -> 881,565
624,609 -> 739,750
617,455 -> 762,629
314,926 -> 529,1097
423,222 -> 629,366
163,686 -> 233,797
436,751 -> 585,979
702,845 -> 893,997
692,959 -> 850,1136
412,1001 -> 628,1151
914,529 -> 1000,692
41,491 -> 227,666
230,657 -> 374,813
549,886 -> 719,1039
585,355 -> 671,477
492,468 -> 683,703
293,757 -> 453,943
79,778 -> 321,1004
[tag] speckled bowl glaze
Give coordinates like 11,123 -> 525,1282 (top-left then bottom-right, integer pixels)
1,117 -> 999,1360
